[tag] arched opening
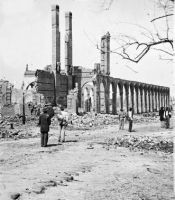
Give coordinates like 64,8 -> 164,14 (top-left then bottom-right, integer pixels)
143,89 -> 146,112
116,84 -> 121,113
109,83 -> 113,114
90,88 -> 94,112
128,85 -> 132,110
81,82 -> 94,112
100,82 -> 106,113
84,87 -> 90,112
146,90 -> 149,112
134,87 -> 137,113
123,85 -> 127,112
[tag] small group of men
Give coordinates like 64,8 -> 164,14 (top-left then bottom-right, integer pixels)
159,106 -> 172,129
38,105 -> 69,147
118,108 -> 133,132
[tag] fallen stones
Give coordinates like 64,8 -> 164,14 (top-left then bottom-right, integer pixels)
105,135 -> 173,153
44,180 -> 57,187
32,185 -> 45,194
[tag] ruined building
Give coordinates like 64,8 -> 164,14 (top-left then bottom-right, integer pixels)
34,5 -> 169,114
0,79 -> 13,107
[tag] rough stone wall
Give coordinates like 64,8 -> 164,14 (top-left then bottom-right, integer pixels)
55,73 -> 68,107
0,80 -> 13,107
35,70 -> 55,104
35,70 -> 68,107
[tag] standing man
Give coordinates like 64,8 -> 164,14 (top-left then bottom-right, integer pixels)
118,109 -> 126,130
55,106 -> 69,143
38,107 -> 51,147
128,107 -> 133,132
159,107 -> 165,128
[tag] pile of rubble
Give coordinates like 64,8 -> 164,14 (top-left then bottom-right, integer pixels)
133,114 -> 158,123
0,115 -> 39,139
69,112 -> 158,129
105,135 -> 173,153
70,113 -> 118,128
51,112 -> 159,130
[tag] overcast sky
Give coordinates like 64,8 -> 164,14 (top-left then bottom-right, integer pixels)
0,0 -> 173,90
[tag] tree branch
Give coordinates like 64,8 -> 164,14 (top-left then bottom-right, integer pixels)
151,14 -> 173,22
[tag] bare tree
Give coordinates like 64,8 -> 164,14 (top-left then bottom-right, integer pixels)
110,0 -> 174,63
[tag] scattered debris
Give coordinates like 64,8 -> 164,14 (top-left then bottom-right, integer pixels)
104,135 -> 173,153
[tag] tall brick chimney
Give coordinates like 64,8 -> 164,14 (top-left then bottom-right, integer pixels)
100,32 -> 110,76
51,5 -> 60,105
65,12 -> 72,75
52,5 -> 60,73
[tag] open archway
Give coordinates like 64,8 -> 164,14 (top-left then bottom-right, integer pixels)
116,83 -> 121,113
134,87 -> 137,113
109,83 -> 113,114
138,88 -> 141,113
100,82 -> 106,113
90,88 -> 94,112
122,85 -> 127,112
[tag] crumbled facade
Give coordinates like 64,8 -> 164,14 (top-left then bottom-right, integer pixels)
0,79 -> 13,107
33,5 -> 170,114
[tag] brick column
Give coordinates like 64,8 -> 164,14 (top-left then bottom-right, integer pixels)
120,89 -> 123,111
95,82 -> 100,113
155,91 -> 157,111
161,92 -> 163,107
126,88 -> 129,112
152,90 -> 154,111
105,87 -> 110,114
157,91 -> 160,110
148,90 -> 151,112
131,87 -> 134,113
164,93 -> 166,107
112,86 -> 117,114
167,90 -> 170,107
144,90 -> 147,113
140,89 -> 143,113
136,88 -> 139,114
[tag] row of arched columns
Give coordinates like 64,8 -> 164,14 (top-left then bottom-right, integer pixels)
91,75 -> 170,114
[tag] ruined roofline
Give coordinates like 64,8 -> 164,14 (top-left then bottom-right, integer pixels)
113,77 -> 169,90
24,70 -> 36,76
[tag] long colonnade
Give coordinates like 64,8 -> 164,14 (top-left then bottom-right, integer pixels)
82,75 -> 170,114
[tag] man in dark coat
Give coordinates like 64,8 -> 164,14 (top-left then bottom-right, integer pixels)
38,108 -> 51,147
159,107 -> 165,128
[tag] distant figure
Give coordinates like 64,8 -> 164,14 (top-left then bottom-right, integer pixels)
128,108 -> 133,132
55,106 -> 69,143
38,107 -> 51,147
165,107 -> 171,129
118,109 -> 126,130
159,107 -> 165,128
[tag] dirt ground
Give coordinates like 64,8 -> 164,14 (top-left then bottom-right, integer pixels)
0,120 -> 174,200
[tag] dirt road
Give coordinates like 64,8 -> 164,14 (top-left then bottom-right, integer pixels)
0,122 -> 174,200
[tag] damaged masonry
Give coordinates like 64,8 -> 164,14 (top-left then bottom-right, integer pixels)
0,2 -> 174,200
23,5 -> 169,114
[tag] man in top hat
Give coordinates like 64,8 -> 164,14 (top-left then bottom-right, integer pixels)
38,107 -> 51,147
